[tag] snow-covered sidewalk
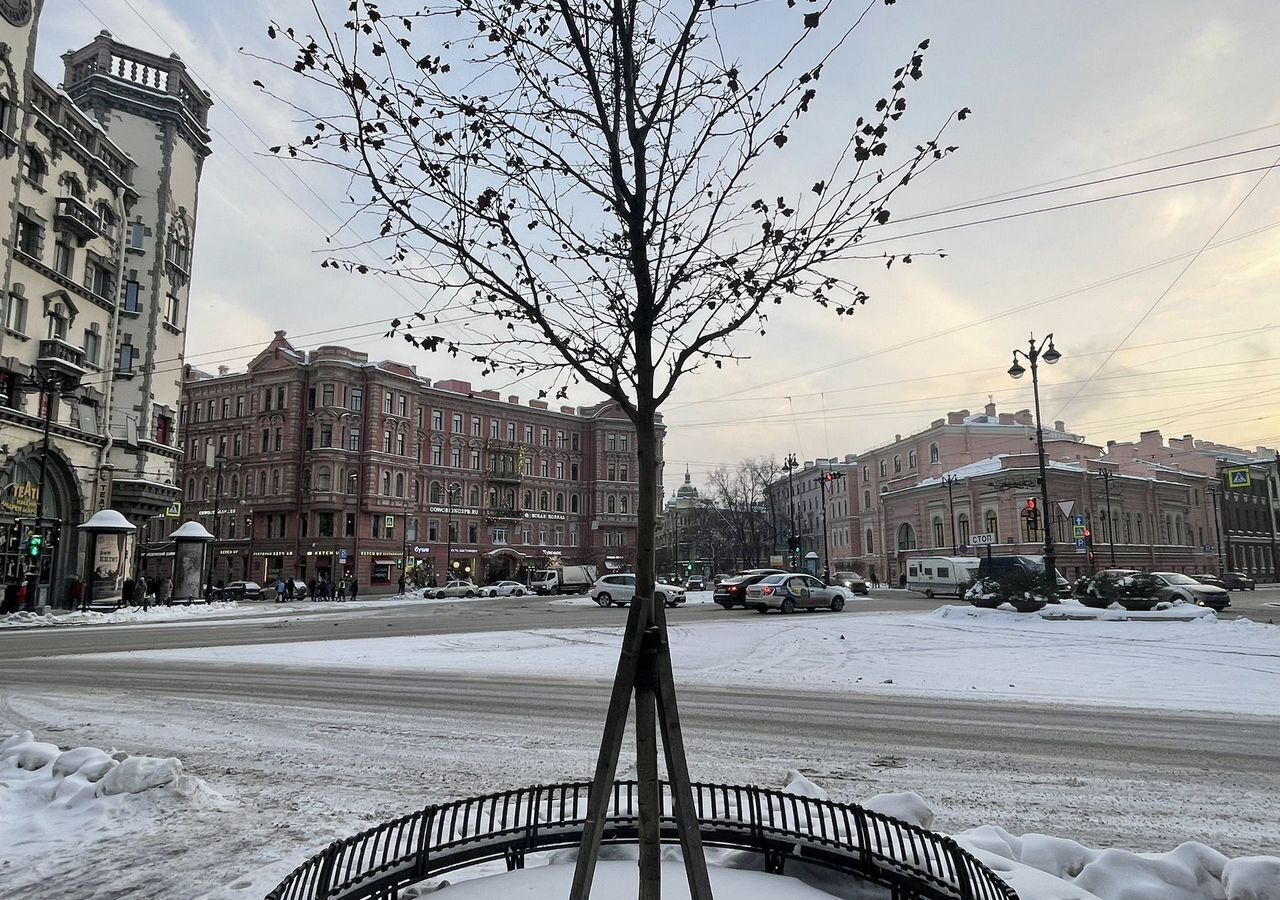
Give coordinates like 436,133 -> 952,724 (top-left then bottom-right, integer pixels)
3,730 -> 1276,900
99,605 -> 1280,715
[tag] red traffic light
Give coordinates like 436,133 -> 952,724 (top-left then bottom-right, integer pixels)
1083,528 -> 1091,538
1025,498 -> 1038,510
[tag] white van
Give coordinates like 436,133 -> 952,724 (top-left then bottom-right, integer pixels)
530,565 -> 599,595
905,556 -> 980,598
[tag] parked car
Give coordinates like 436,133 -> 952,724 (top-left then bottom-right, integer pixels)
713,568 -> 786,609
429,579 -> 480,599
1219,572 -> 1256,591
484,581 -> 527,597
530,565 -> 599,595
590,574 -> 686,608
1149,572 -> 1231,611
831,571 -> 870,595
216,581 -> 264,601
685,576 -> 706,591
744,573 -> 848,614
1193,573 -> 1226,590
976,555 -> 1070,599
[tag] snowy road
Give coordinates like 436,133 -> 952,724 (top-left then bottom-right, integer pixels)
2,598 -> 1278,898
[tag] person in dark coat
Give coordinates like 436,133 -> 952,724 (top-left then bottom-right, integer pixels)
120,577 -> 136,610
2,581 -> 18,615
397,574 -> 406,595
69,576 -> 86,612
348,578 -> 359,601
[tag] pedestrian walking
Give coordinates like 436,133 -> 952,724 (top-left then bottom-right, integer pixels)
120,577 -> 136,610
337,578 -> 347,601
276,578 -> 287,603
16,580 -> 29,612
285,578 -> 295,600
69,576 -> 86,612
397,573 -> 406,595
349,578 -> 359,601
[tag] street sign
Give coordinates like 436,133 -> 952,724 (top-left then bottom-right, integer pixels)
1056,499 -> 1075,519
1226,467 -> 1252,489
384,515 -> 395,529
164,501 -> 183,518
1075,538 -> 1087,553
1073,525 -> 1086,539
1072,515 -> 1085,527
967,532 -> 996,546
338,549 -> 348,563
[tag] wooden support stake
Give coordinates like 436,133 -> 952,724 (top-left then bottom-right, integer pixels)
635,625 -> 662,900
652,601 -> 714,900
569,595 -> 649,900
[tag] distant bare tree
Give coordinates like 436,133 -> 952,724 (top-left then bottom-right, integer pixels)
260,1 -> 962,894
707,457 -> 778,567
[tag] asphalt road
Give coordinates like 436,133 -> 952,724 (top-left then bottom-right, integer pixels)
2,587 -> 1278,860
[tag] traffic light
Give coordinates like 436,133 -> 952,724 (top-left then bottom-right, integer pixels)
28,534 -> 42,558
1083,528 -> 1093,548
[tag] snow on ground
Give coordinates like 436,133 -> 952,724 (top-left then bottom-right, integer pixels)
103,606 -> 1280,715
552,589 -> 719,607
0,601 -> 252,629
4,727 -> 1276,900
0,730 -> 227,896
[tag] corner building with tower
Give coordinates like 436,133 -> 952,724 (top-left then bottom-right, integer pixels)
0,1 -> 209,607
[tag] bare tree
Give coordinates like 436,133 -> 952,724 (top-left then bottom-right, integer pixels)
260,1 -> 962,894
707,457 -> 778,567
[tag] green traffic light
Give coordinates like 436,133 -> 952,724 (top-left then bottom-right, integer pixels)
28,535 -> 42,557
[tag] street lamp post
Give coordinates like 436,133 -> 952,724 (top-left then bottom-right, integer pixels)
943,474 -> 959,554
1098,468 -> 1117,566
1007,333 -> 1062,595
783,453 -> 799,569
445,482 -> 461,579
815,467 -> 846,583
204,453 -> 226,596
1208,483 -> 1225,574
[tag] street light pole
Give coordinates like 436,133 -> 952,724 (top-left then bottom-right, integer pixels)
783,453 -> 799,569
1007,333 -> 1062,595
816,467 -> 846,583
1099,468 -> 1117,566
445,482 -> 460,579
943,475 -> 958,555
1208,483 -> 1225,574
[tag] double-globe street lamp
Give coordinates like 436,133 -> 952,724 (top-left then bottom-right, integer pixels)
782,453 -> 800,569
815,467 -> 846,583
1007,333 -> 1062,594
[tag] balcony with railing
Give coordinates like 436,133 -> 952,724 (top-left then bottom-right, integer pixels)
36,338 -> 89,383
485,507 -> 525,522
54,196 -> 101,243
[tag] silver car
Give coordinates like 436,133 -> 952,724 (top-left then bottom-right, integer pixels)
590,574 -> 686,608
1149,572 -> 1230,611
745,573 -> 847,614
484,580 -> 527,597
429,579 -> 479,599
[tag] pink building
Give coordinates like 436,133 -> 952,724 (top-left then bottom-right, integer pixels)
771,402 -> 1263,584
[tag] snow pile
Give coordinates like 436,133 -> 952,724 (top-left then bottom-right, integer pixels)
0,730 -> 221,865
0,601 -> 244,629
958,824 -> 1280,900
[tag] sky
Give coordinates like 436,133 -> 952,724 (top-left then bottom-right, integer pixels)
38,0 -> 1280,498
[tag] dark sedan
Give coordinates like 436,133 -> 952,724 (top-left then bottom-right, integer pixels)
1220,572 -> 1256,591
714,568 -> 786,609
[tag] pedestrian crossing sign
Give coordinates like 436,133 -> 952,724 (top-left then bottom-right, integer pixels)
1226,467 -> 1252,489
164,501 -> 182,518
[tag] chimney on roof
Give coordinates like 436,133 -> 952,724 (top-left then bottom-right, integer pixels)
1014,409 -> 1033,426
508,395 -> 520,404
1055,420 -> 1065,433
998,413 -> 1015,425
985,401 -> 997,417
894,434 -> 901,442
274,330 -> 286,339
218,366 -> 228,377
947,411 -> 965,424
